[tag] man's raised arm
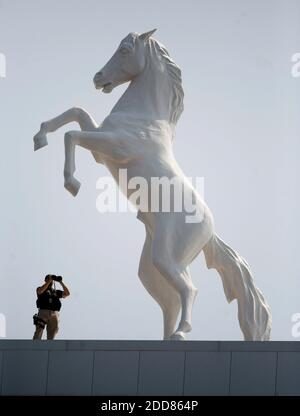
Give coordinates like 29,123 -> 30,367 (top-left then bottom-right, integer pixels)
60,281 -> 70,298
36,277 -> 53,296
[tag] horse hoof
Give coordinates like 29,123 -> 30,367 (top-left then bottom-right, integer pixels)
170,331 -> 186,341
33,133 -> 48,151
64,177 -> 81,197
178,319 -> 192,333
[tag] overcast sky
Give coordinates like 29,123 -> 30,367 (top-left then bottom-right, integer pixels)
0,0 -> 299,340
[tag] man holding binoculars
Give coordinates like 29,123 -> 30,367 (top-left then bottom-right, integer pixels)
33,274 -> 70,340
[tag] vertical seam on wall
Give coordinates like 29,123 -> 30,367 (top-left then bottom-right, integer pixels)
274,351 -> 279,396
228,351 -> 233,396
45,350 -> 50,396
136,351 -> 141,396
91,351 -> 95,396
182,351 -> 187,396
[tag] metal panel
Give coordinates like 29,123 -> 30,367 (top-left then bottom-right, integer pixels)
47,351 -> 94,396
230,352 -> 277,396
1,350 -> 48,395
138,351 -> 185,396
0,351 -> 3,395
184,352 -> 230,395
93,351 -> 139,395
277,352 -> 300,396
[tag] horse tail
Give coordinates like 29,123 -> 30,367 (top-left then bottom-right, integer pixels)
203,233 -> 272,341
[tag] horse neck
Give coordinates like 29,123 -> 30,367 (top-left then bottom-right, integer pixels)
111,55 -> 173,124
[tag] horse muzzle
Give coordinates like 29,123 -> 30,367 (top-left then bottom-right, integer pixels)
93,72 -> 114,93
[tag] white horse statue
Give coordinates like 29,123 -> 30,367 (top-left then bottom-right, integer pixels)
33,30 -> 271,341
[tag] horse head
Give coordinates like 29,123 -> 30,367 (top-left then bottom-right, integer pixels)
93,29 -> 157,93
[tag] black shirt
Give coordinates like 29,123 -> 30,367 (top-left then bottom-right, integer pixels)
36,288 -> 63,311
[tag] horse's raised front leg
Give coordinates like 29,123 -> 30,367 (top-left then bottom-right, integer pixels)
63,130 -> 120,196
33,107 -> 98,151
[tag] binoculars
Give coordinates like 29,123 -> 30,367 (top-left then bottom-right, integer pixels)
45,274 -> 63,282
52,275 -> 63,282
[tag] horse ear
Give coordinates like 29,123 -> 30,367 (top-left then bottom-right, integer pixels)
139,29 -> 157,41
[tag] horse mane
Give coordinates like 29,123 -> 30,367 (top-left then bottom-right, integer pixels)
122,33 -> 184,127
148,38 -> 184,126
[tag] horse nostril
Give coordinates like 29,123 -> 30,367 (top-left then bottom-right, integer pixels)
95,71 -> 103,80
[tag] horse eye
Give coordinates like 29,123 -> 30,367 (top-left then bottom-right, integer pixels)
119,46 -> 130,55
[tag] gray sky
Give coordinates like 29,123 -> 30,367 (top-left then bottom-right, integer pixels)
0,0 -> 299,340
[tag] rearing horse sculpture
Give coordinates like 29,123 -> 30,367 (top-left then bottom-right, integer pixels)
33,30 -> 271,340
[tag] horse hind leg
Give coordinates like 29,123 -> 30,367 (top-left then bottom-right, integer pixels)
33,107 -> 98,151
138,230 -> 181,340
151,240 -> 198,336
156,262 -> 198,337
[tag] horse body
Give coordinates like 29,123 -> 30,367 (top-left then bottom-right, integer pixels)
33,30 -> 271,340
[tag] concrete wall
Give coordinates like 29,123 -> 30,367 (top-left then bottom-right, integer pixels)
0,340 -> 299,396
